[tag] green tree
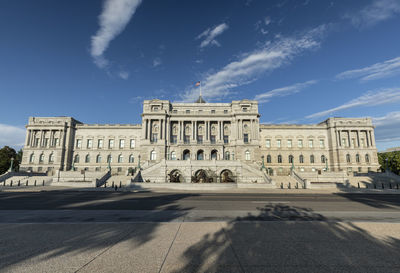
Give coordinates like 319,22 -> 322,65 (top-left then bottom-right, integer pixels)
0,146 -> 17,174
378,151 -> 400,175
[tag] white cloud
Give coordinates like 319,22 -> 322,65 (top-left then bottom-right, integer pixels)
306,87 -> 400,119
90,0 -> 143,68
254,80 -> 317,103
373,111 -> 400,143
118,71 -> 130,79
197,23 -> 229,48
264,16 -> 271,25
0,124 -> 26,149
153,58 -> 162,67
183,25 -> 327,102
336,56 -> 400,82
347,0 -> 400,28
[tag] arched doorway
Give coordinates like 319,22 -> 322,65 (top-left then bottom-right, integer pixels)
197,150 -> 204,160
183,150 -> 190,160
211,150 -> 218,160
220,169 -> 235,183
192,169 -> 209,183
169,169 -> 183,183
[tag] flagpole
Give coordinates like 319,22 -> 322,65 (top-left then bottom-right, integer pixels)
200,81 -> 202,97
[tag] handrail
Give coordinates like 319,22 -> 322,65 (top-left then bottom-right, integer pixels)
291,170 -> 305,188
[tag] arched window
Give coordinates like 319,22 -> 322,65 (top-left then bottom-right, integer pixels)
39,154 -> 45,163
29,153 -> 35,163
310,155 -> 315,164
150,150 -> 156,161
183,150 -> 190,160
321,155 -> 326,163
107,155 -> 112,163
346,154 -> 351,163
118,154 -> 123,163
278,155 -> 282,163
356,154 -> 360,163
365,154 -> 370,163
74,154 -> 79,163
129,154 -> 134,163
299,155 -> 304,164
49,154 -> 54,163
288,155 -> 294,164
266,155 -> 271,163
170,151 -> 176,160
85,154 -> 90,163
211,150 -> 218,160
96,154 -> 102,163
197,150 -> 204,160
245,150 -> 251,161
225,151 -> 230,160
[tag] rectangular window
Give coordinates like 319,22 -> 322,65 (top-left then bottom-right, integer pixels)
342,138 -> 346,147
244,134 -> 249,143
223,135 -> 229,144
210,135 -> 216,144
53,138 -> 59,146
351,138 -> 355,147
277,139 -> 281,148
360,139 -> 365,147
171,135 -> 177,144
172,109 -> 177,114
224,110 -> 228,114
308,140 -> 313,148
197,135 -> 203,144
242,107 -> 248,112
287,139 -> 292,148
211,110 -> 216,114
151,135 -> 157,143
184,135 -> 190,144
87,139 -> 93,149
76,139 -> 82,148
319,139 -> 325,148
130,139 -> 135,148
266,139 -> 271,148
98,139 -> 103,148
119,139 -> 125,148
35,138 -> 40,147
109,139 -> 114,149
44,138 -> 49,147
186,110 -> 190,114
298,139 -> 303,148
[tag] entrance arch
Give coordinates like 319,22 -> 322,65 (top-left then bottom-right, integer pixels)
220,169 -> 235,183
183,150 -> 190,160
169,169 -> 184,183
197,150 -> 204,160
211,150 -> 218,160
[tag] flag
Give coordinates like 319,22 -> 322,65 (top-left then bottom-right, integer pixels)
195,81 -> 200,87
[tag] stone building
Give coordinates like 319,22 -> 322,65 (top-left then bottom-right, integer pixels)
20,97 -> 379,183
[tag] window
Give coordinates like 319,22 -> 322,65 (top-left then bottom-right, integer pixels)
321,155 -> 326,163
150,150 -> 157,161
242,107 -> 248,112
277,139 -> 281,148
49,153 -> 54,163
74,154 -> 79,163
267,155 -> 271,163
186,110 -> 190,114
39,154 -> 44,163
211,150 -> 218,160
310,155 -> 315,164
171,151 -> 176,160
85,154 -> 90,163
356,154 -> 360,163
211,109 -> 216,114
197,135 -> 203,144
107,155 -> 112,163
151,133 -> 158,143
109,139 -> 114,149
130,139 -> 135,148
351,138 -> 355,147
360,139 -> 365,147
171,135 -> 177,144
183,150 -> 190,160
152,106 -> 159,112
29,154 -> 35,163
129,155 -> 134,163
298,139 -> 303,148
210,135 -> 216,144
76,139 -> 82,148
365,154 -> 370,163
96,154 -> 101,163
87,139 -> 93,149
244,134 -> 249,143
308,140 -> 313,148
98,139 -> 103,149
319,139 -> 325,148
266,139 -> 271,148
223,135 -> 229,144
53,138 -> 59,146
118,155 -> 123,163
278,155 -> 282,163
287,139 -> 292,148
44,138 -> 49,147
299,155 -> 304,163
225,151 -> 230,160
224,110 -> 228,114
346,154 -> 351,163
342,138 -> 346,147
95,167 -> 101,171
197,150 -> 204,160
289,155 -> 294,163
184,135 -> 190,144
198,110 -> 203,113
172,109 -> 177,114
119,139 -> 125,148
245,151 -> 250,160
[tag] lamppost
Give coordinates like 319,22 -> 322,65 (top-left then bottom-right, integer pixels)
8,157 -> 14,172
107,156 -> 111,171
326,158 -> 329,172
260,155 -> 266,171
138,155 -> 141,170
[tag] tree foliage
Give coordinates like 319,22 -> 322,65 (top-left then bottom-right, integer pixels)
378,151 -> 400,175
0,146 -> 22,174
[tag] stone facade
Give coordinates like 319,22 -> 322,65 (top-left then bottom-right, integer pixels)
20,98 -> 380,181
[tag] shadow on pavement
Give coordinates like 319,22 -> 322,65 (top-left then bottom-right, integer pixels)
334,193 -> 400,209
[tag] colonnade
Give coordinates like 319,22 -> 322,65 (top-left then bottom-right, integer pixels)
336,129 -> 375,148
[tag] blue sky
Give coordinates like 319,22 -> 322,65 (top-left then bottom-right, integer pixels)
1,0 -> 400,151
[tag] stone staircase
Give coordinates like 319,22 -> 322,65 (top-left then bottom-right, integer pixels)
272,176 -> 302,189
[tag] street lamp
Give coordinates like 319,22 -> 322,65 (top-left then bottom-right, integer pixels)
8,157 -> 14,172
326,158 -> 329,172
138,154 -> 141,170
260,155 -> 266,171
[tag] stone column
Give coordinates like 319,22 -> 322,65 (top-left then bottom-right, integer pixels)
338,130 -> 341,147
369,130 -> 373,147
159,119 -> 162,140
25,130 -> 31,147
356,130 -> 360,147
347,130 -> 351,148
166,118 -> 170,143
194,121 -> 197,141
365,130 -> 369,147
